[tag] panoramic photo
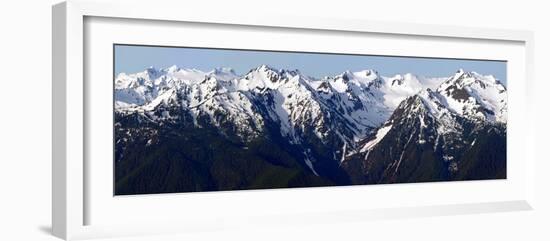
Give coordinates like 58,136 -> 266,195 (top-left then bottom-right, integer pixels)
113,44 -> 507,195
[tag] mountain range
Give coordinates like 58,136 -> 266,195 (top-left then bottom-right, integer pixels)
114,64 -> 507,195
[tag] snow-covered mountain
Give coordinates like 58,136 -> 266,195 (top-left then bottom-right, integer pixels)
342,69 -> 507,183
115,65 -> 452,140
114,65 -> 507,194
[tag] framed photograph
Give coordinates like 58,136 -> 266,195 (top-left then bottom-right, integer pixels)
52,0 -> 536,240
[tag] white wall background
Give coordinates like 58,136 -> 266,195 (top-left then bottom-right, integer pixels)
0,0 -> 548,240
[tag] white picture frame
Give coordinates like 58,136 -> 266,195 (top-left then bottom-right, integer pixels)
52,0 -> 536,240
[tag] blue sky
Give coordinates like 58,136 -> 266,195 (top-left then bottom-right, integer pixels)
114,44 -> 507,84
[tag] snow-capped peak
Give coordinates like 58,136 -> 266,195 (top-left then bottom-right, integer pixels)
164,65 -> 179,73
421,70 -> 508,123
254,64 -> 278,73
388,73 -> 416,86
340,69 -> 379,84
440,69 -> 502,90
358,69 -> 378,78
236,64 -> 303,91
